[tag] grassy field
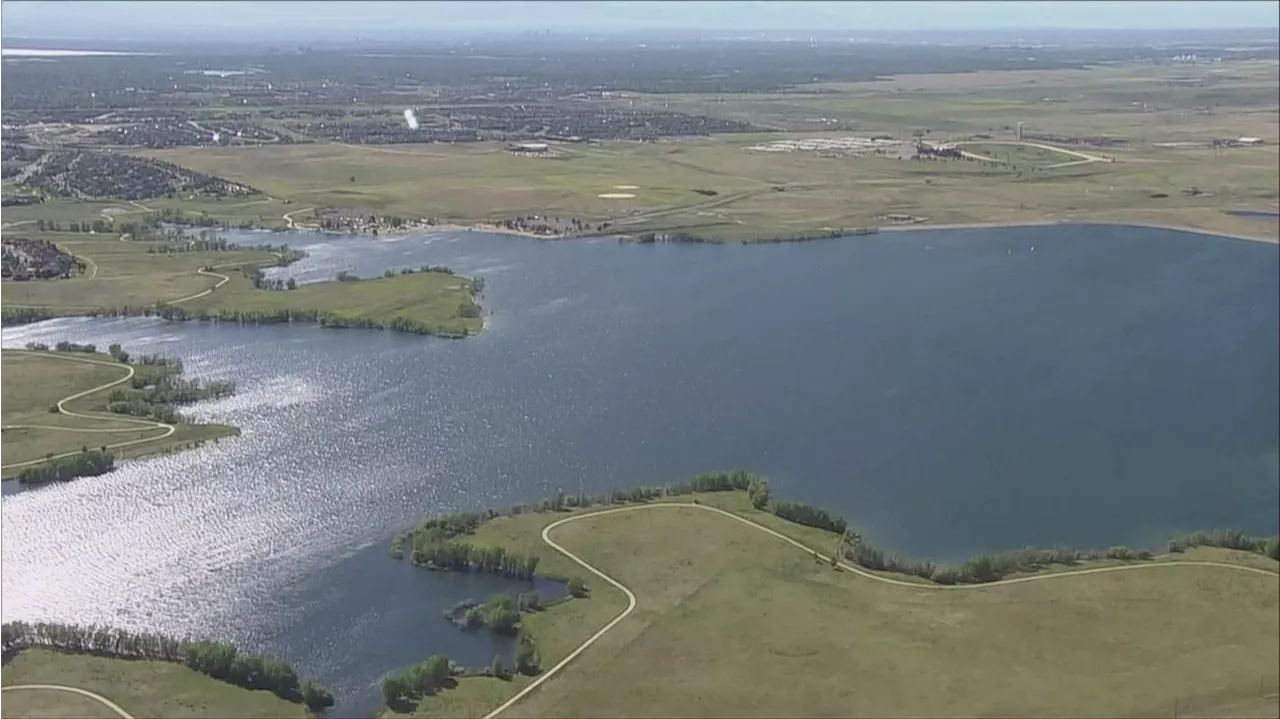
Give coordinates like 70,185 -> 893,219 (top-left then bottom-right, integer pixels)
0,226 -> 483,335
122,61 -> 1279,244
384,491 -> 1279,719
181,267 -> 484,336
0,231 -> 283,312
0,649 -> 309,719
0,350 -> 238,475
954,141 -> 1090,167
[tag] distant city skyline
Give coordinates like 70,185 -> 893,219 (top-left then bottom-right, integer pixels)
2,1 -> 1278,42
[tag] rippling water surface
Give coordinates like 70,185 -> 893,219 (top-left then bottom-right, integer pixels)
3,225 -> 1277,713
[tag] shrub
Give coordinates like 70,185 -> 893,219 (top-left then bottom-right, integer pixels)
301,681 -> 334,711
515,634 -> 541,676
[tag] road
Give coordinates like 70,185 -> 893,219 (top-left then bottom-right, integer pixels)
0,685 -> 135,719
0,351 -> 176,471
482,501 -> 1279,718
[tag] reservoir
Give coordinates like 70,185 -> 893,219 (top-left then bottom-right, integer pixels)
2,224 -> 1277,714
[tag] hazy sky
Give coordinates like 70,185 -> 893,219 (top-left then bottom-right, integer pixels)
3,1 -> 1278,40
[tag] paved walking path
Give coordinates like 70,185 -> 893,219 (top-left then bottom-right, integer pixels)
1,684 -> 135,719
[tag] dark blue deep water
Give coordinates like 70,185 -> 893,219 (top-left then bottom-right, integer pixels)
3,224 -> 1277,714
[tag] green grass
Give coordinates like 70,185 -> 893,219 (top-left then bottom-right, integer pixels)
181,268 -> 484,336
0,228 -> 483,336
133,60 -> 1278,245
0,649 -> 309,719
387,493 -> 1278,719
1,232 -> 282,312
955,142 -> 1087,167
9,62 -> 1279,245
0,350 -> 239,475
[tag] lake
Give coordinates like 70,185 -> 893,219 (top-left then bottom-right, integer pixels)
2,224 -> 1277,715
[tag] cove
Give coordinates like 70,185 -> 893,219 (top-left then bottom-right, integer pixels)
2,224 -> 1276,714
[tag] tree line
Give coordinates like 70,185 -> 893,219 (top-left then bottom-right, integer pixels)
395,471 -> 1280,590
1,621 -> 334,712
16,450 -> 114,485
410,537 -> 541,580
380,654 -> 455,709
1168,529 -> 1280,560
77,303 -> 478,339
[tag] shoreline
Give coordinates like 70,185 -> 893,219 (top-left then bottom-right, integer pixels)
0,348 -> 240,483
289,216 -> 1278,245
875,218 -> 1279,244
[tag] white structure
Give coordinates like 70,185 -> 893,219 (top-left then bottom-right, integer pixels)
516,142 -> 549,152
1016,122 -> 1024,141
1237,137 -> 1264,146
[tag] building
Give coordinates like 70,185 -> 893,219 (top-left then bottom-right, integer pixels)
1237,137 -> 1264,146
508,142 -> 550,155
1015,122 -> 1024,142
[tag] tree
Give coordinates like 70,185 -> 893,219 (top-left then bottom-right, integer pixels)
515,634 -> 541,676
424,654 -> 451,687
1266,536 -> 1280,561
489,655 -> 509,680
566,576 -> 588,598
481,595 -> 519,635
381,675 -> 405,704
301,681 -> 334,711
747,475 -> 770,509
285,277 -> 297,290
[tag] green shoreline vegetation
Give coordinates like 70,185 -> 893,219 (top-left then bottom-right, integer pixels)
1,219 -> 485,338
1,343 -> 240,482
1,622 -> 335,714
394,471 -> 1280,587
374,471 -> 1279,717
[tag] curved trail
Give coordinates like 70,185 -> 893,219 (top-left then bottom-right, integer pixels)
167,252 -> 284,305
1,684 -> 135,719
168,268 -> 231,304
282,208 -> 315,230
0,351 -> 176,471
483,501 -> 1279,718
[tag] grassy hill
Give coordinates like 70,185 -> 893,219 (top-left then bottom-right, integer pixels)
388,492 -> 1279,719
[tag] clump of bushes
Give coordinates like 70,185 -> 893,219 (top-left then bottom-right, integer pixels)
16,450 -> 114,485
380,654 -> 453,708
1167,529 -> 1280,558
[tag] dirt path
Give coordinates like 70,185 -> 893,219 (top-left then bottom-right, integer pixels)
282,208 -> 315,229
0,351 -> 176,471
167,268 -> 232,305
0,685 -> 135,719
483,502 -> 1279,718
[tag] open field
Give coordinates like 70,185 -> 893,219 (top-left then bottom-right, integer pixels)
384,492 -> 1279,719
143,130 -> 1279,243
622,60 -> 1280,137
0,649 -> 309,719
0,350 -> 238,475
954,141 -> 1095,167
117,60 -> 1278,244
0,227 -> 482,335
0,230 -> 283,312
3,62 -> 1275,243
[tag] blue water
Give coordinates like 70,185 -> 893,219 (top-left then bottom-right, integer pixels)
2,224 -> 1277,714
